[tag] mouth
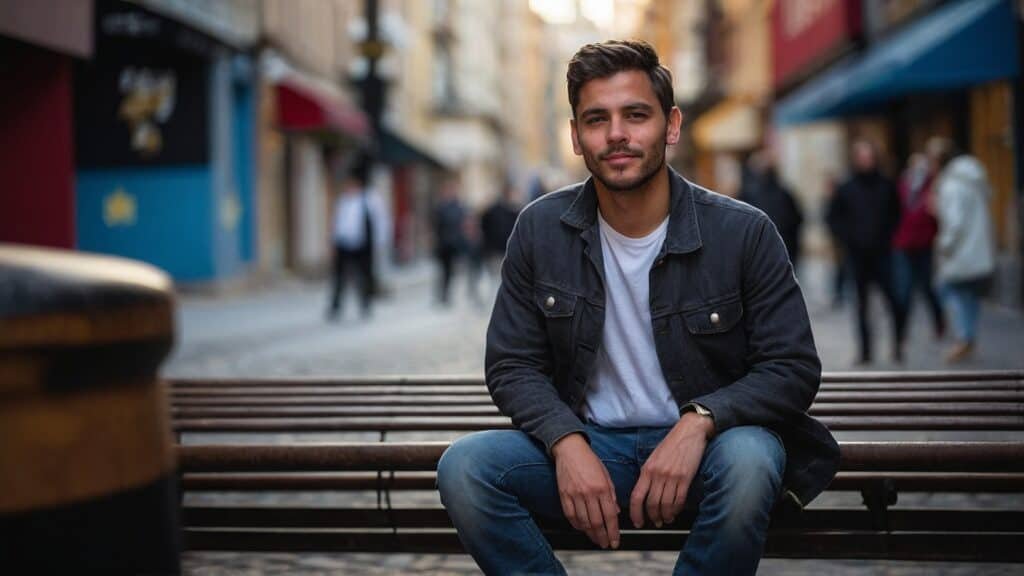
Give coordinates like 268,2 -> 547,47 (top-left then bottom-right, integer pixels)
602,152 -> 640,165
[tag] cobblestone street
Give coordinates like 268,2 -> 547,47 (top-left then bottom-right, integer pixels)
167,259 -> 1024,575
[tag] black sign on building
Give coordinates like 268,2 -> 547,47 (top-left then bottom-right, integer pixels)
75,0 -> 215,169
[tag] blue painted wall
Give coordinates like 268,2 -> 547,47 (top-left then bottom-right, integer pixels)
233,78 -> 256,264
76,166 -> 215,281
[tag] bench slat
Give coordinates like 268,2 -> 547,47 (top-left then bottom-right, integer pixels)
180,471 -> 1024,493
170,402 -> 1024,419
171,415 -> 1024,432
182,506 -> 1024,533
182,528 -> 1024,561
177,442 -> 1024,473
168,390 -> 1024,405
166,370 -> 1024,388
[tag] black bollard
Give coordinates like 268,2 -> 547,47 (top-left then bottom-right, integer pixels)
0,245 -> 180,575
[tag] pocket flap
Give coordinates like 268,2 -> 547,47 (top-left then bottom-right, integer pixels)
534,285 -> 577,318
683,298 -> 743,334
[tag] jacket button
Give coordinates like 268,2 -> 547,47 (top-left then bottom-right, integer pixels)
545,296 -> 555,309
710,312 -> 720,325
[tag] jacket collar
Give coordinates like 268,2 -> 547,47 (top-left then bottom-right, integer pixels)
560,166 -> 702,254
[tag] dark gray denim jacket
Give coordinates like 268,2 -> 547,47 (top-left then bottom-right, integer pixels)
484,168 -> 840,508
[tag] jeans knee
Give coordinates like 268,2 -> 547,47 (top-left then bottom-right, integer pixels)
705,427 -> 785,502
436,431 -> 503,507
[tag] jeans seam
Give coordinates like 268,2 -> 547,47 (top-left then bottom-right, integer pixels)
492,463 -> 564,575
495,461 -> 550,490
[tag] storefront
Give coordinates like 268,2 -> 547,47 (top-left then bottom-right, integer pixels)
770,0 -> 863,257
257,55 -> 371,274
774,0 -> 1022,304
74,0 -> 258,283
0,0 -> 93,249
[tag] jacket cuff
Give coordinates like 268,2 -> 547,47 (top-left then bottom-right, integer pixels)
688,393 -> 737,433
537,417 -> 589,457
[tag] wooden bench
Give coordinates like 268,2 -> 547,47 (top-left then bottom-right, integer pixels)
172,370 -> 1024,562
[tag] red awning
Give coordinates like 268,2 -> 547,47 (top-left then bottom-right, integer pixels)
275,77 -> 371,140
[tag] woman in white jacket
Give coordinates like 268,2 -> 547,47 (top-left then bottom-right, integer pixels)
931,140 -> 996,363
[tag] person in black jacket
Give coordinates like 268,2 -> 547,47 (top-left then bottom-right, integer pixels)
739,149 -> 804,270
433,176 -> 467,306
480,181 -> 521,277
435,39 -> 838,576
827,140 -> 903,363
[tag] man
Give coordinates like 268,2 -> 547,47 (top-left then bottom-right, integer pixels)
739,148 -> 804,270
480,181 -> 521,277
437,40 -> 839,575
327,159 -> 376,321
827,140 -> 903,363
433,176 -> 466,306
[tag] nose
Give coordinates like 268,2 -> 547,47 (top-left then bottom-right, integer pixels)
607,115 -> 628,145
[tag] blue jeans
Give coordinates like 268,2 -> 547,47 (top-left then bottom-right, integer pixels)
892,248 -> 945,337
437,424 -> 786,575
943,279 -> 985,343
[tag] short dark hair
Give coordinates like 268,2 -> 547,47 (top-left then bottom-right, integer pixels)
566,40 -> 674,119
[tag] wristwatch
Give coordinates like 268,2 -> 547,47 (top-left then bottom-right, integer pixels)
681,402 -> 712,418
681,403 -> 716,438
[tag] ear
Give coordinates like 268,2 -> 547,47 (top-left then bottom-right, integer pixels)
570,118 -> 582,156
666,106 -> 683,146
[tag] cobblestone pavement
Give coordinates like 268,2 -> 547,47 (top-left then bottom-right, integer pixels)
166,259 -> 1024,575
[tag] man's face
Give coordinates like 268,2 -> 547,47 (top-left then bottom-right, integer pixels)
571,70 -> 681,194
852,142 -> 877,173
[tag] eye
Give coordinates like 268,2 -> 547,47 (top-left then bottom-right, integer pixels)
627,111 -> 649,121
585,116 -> 607,125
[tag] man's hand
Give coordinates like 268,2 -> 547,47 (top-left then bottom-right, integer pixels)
551,433 -> 620,549
629,412 -> 715,528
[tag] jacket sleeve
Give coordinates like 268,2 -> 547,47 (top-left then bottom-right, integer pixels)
936,180 -> 968,256
825,188 -> 846,245
691,215 -> 821,432
887,180 -> 902,240
484,215 -> 587,454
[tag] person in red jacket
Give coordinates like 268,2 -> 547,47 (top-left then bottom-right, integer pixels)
892,152 -> 946,342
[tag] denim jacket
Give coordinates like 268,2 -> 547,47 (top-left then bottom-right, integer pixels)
484,168 -> 840,508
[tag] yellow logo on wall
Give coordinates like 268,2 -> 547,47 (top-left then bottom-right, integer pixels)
220,189 -> 241,232
104,187 -> 137,227
117,67 -> 177,157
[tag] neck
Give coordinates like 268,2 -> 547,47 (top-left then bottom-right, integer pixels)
594,165 -> 671,238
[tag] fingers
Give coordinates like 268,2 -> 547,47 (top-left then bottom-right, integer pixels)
629,471 -> 651,528
561,494 -> 582,531
659,480 -> 678,526
645,475 -> 666,527
600,493 -> 620,549
585,497 -> 608,548
575,496 -> 592,530
667,478 -> 692,524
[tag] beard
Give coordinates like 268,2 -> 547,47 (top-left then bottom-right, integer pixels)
581,135 -> 667,194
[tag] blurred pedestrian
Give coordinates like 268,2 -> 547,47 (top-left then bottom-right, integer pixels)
739,149 -> 804,270
327,159 -> 377,321
824,173 -> 849,308
891,152 -> 945,341
480,181 -> 520,278
433,176 -> 466,306
929,138 -> 996,363
463,210 -> 485,306
828,139 -> 903,363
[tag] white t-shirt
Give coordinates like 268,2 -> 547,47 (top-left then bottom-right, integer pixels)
333,190 -> 370,250
582,212 -> 678,428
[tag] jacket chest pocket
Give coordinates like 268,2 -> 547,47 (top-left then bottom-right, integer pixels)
534,283 -> 578,370
680,295 -> 747,379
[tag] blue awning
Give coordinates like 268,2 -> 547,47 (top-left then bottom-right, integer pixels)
775,0 -> 1019,124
